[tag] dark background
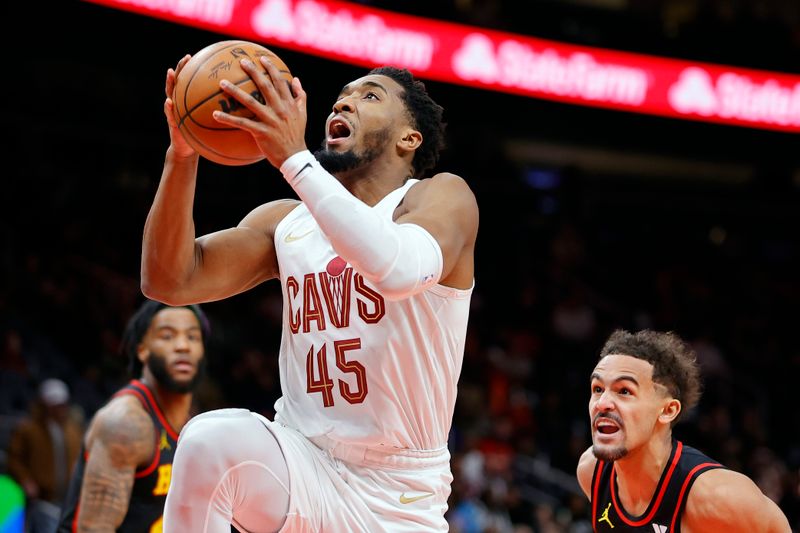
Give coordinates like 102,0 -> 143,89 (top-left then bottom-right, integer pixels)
3,0 -> 799,531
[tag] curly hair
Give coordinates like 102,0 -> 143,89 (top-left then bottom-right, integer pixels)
368,66 -> 446,179
599,329 -> 701,423
121,299 -> 210,378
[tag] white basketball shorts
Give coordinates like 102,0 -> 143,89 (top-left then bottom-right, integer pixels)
252,413 -> 452,533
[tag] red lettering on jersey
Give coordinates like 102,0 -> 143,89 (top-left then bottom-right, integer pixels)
302,273 -> 326,332
335,339 -> 367,404
354,273 -> 386,323
287,265 -> 386,333
319,267 -> 353,329
286,276 -> 300,334
306,344 -> 335,406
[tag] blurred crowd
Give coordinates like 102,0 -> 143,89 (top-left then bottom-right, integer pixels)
2,156 -> 798,531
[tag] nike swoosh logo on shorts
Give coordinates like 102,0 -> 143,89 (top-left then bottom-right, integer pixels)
399,492 -> 434,504
284,230 -> 314,243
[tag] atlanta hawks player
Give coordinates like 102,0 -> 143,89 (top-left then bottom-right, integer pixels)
142,54 -> 478,532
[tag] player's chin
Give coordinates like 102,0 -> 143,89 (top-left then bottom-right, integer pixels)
592,442 -> 628,461
592,437 -> 628,461
165,374 -> 197,394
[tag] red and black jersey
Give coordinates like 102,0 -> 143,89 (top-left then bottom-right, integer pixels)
58,380 -> 180,533
590,440 -> 725,532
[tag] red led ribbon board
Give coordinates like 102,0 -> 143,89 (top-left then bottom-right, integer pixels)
84,0 -> 800,133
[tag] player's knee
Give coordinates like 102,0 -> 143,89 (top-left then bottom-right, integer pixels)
175,409 -> 261,467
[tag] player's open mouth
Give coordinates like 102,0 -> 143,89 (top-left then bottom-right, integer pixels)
595,419 -> 621,434
327,118 -> 352,144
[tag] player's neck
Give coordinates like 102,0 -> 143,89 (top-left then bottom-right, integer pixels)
140,376 -> 193,432
614,433 -> 673,515
336,161 -> 411,206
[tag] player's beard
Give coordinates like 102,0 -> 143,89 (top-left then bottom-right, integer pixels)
314,127 -> 391,174
592,443 -> 629,462
147,353 -> 205,394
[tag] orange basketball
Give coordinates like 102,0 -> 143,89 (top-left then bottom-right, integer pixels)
172,40 -> 293,166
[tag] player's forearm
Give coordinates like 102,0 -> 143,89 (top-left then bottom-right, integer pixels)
76,522 -> 121,533
76,471 -> 134,532
141,148 -> 202,303
77,509 -> 127,533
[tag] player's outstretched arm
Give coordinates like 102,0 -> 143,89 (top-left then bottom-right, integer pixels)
683,468 -> 791,533
75,398 -> 154,532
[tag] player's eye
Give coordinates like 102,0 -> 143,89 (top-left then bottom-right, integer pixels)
364,92 -> 379,100
592,385 -> 603,394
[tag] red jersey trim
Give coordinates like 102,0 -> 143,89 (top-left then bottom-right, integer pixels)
669,461 -> 721,531
591,459 -> 605,527
113,387 -> 148,410
72,501 -> 80,533
135,435 -> 162,478
610,441 -> 683,526
131,379 -> 180,441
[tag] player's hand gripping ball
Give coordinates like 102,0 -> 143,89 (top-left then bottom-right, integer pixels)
172,40 -> 293,166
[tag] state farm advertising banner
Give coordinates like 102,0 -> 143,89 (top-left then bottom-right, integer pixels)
85,0 -> 800,133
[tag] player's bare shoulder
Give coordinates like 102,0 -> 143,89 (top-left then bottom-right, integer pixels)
682,468 -> 791,533
576,447 -> 598,499
433,173 -> 478,212
402,173 -> 478,220
412,172 -> 474,197
86,394 -> 155,467
429,171 -> 470,185
239,198 -> 302,234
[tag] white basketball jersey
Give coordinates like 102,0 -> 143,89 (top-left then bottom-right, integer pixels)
272,179 -> 473,451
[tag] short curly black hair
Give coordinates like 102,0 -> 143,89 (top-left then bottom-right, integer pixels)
599,329 -> 701,423
122,299 -> 210,378
368,66 -> 446,179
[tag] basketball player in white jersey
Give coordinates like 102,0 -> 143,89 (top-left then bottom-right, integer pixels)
142,53 -> 478,532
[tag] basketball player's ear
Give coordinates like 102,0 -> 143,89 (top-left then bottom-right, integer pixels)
659,398 -> 681,425
137,343 -> 150,365
397,128 -> 422,154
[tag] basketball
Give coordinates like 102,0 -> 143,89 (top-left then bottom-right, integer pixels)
172,40 -> 293,166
